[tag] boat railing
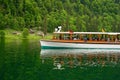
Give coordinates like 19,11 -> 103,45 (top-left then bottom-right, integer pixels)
52,32 -> 120,44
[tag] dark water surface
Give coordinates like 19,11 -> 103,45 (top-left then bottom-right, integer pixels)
0,39 -> 120,80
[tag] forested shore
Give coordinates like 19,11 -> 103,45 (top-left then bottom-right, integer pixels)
0,0 -> 120,33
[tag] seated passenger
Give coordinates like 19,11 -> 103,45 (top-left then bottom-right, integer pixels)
107,37 -> 110,42
115,38 -> 118,42
73,37 -> 77,40
84,37 -> 87,42
59,34 -> 62,40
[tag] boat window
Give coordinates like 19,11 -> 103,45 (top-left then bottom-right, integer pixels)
79,34 -> 83,40
107,35 -> 119,42
100,34 -> 106,41
115,35 -> 119,42
53,34 -> 58,39
53,34 -> 62,40
97,34 -> 101,41
72,34 -> 79,40
63,34 -> 70,40
107,35 -> 110,42
59,34 -> 62,40
117,35 -> 120,41
83,34 -> 88,41
89,34 -> 92,40
105,35 -> 108,41
92,34 -> 97,40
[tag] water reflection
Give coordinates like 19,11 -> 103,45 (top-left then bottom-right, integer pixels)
40,49 -> 120,69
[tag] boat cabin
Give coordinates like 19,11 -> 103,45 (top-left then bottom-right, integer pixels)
52,32 -> 120,43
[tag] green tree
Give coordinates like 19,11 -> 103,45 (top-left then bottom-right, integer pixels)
0,30 -> 5,39
17,17 -> 25,30
22,28 -> 29,38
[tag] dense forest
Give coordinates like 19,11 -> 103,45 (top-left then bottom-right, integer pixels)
0,0 -> 120,33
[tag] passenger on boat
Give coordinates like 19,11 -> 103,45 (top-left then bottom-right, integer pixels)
115,38 -> 118,42
84,37 -> 87,42
53,36 -> 56,39
73,37 -> 77,40
107,37 -> 110,42
59,34 -> 62,40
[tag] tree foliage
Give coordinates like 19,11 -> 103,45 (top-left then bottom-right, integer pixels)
22,28 -> 29,38
0,30 -> 5,39
0,0 -> 120,32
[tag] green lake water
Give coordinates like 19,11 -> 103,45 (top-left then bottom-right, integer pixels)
0,39 -> 120,80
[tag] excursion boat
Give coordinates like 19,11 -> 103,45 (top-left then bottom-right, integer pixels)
40,31 -> 120,50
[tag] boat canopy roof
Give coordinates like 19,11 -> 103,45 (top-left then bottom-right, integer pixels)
53,32 -> 120,35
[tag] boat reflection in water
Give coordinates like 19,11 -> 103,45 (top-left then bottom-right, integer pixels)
40,49 -> 120,70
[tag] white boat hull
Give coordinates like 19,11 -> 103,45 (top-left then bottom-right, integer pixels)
40,40 -> 120,50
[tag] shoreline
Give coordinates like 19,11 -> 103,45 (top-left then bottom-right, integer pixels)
0,29 -> 52,40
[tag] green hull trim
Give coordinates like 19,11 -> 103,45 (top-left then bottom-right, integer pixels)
41,46 -> 120,50
41,46 -> 77,49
